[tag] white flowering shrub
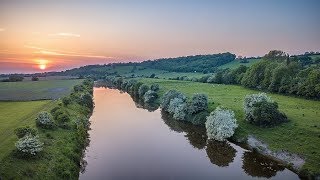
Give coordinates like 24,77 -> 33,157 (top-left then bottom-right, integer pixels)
15,134 -> 43,156
161,90 -> 186,112
144,90 -> 158,103
168,98 -> 187,120
205,107 -> 238,141
188,93 -> 208,114
36,111 -> 55,129
244,93 -> 272,121
173,103 -> 187,120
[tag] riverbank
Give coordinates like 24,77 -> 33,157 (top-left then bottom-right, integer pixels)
136,78 -> 320,178
0,79 -> 94,179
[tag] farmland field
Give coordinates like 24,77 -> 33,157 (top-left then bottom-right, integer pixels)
139,78 -> 320,174
0,79 -> 83,101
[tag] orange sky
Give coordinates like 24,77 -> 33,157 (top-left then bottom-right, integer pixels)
1,0 -> 319,73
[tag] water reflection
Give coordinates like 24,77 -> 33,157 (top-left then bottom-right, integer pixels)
80,87 -> 299,180
161,111 -> 207,149
206,140 -> 236,167
242,151 -> 285,178
130,94 -> 159,112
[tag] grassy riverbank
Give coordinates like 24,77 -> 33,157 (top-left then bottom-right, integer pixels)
139,78 -> 320,176
0,79 -> 93,179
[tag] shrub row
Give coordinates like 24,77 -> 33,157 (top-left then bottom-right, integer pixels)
13,79 -> 94,179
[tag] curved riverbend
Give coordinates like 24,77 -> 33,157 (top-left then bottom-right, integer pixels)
80,87 -> 299,180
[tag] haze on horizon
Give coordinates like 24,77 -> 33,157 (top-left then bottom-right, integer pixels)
0,0 -> 319,74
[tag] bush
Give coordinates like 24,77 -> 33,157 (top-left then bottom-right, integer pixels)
138,84 -> 149,97
168,97 -> 187,120
150,83 -> 160,91
73,84 -> 85,92
188,93 -> 208,114
244,93 -> 287,127
15,134 -> 43,156
36,111 -> 55,129
252,101 -> 287,127
161,90 -> 186,112
205,107 -> 238,141
14,126 -> 37,138
31,76 -> 39,81
143,90 -> 158,103
62,97 -> 71,106
56,113 -> 70,124
79,93 -> 94,109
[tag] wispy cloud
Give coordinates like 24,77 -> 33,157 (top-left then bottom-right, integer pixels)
49,32 -> 80,37
25,45 -> 112,59
0,28 -> 5,32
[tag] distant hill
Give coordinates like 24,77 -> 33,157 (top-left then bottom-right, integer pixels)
53,52 -> 236,77
139,53 -> 236,73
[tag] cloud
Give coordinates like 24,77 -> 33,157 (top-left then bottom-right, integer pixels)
25,45 -> 112,59
0,28 -> 5,32
49,32 -> 80,37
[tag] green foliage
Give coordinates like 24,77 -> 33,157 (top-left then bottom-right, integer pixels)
161,90 -> 186,112
62,96 -> 71,106
138,84 -> 149,97
188,111 -> 209,126
150,83 -> 160,91
188,93 -> 208,114
73,84 -> 85,92
143,90 -> 158,103
244,93 -> 287,127
14,126 -> 37,138
140,53 -> 236,73
2,75 -> 24,82
252,101 -> 288,127
36,111 -> 55,129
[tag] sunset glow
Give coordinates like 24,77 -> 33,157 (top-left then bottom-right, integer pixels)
0,0 -> 319,74
37,59 -> 48,70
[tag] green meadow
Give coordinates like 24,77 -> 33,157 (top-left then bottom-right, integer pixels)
0,79 -> 91,179
140,78 -> 320,175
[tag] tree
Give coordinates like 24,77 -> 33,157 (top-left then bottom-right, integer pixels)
143,90 -> 158,103
263,50 -> 287,62
188,93 -> 208,114
205,107 -> 238,141
138,84 -> 149,97
244,93 -> 287,127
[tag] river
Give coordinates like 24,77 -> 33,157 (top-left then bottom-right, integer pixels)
79,87 -> 299,180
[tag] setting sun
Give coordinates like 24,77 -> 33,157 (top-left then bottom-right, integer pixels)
36,59 -> 48,70
39,64 -> 46,70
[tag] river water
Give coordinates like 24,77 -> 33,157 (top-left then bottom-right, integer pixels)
79,87 -> 299,180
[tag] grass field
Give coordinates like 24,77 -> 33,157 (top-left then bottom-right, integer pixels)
0,101 -> 54,159
0,79 -> 90,179
0,79 -> 83,101
139,78 -> 320,175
